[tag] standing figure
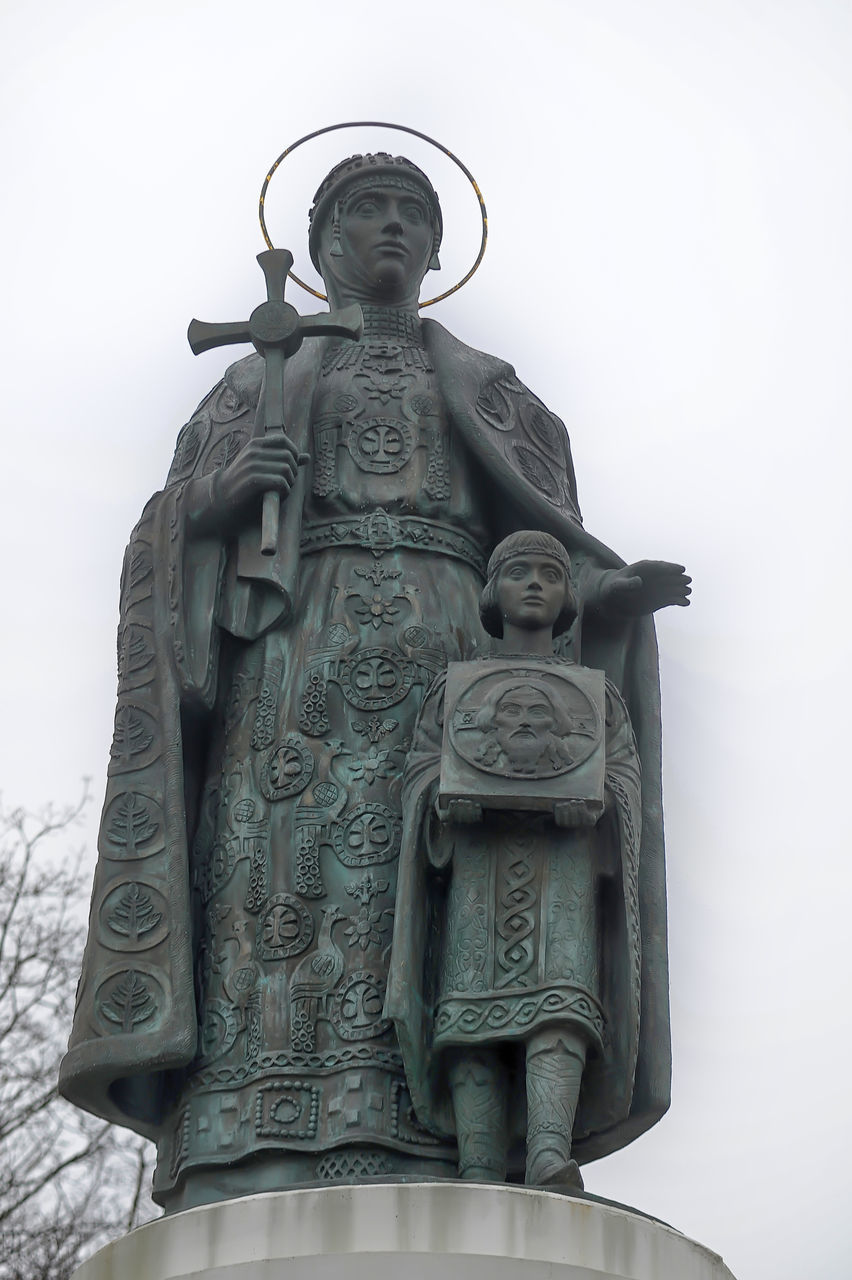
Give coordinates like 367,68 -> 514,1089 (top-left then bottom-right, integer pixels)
61,152 -> 685,1211
387,531 -> 646,1187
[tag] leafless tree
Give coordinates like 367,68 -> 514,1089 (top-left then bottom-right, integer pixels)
0,790 -> 157,1280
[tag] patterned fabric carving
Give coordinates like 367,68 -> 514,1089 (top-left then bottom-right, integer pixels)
251,657 -> 283,750
299,670 -> 329,736
423,431 -> 451,500
495,851 -> 537,988
62,317 -> 666,1202
388,654 -> 652,1170
295,826 -> 325,899
511,443 -> 562,502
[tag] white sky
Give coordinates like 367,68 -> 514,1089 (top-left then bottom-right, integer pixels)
1,2 -> 851,1275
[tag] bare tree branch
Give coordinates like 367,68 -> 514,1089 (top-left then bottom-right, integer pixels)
0,789 -> 158,1280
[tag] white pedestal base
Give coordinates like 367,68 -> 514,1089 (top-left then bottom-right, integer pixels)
73,1182 -> 736,1280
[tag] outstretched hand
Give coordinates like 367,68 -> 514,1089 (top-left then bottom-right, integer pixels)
600,560 -> 692,618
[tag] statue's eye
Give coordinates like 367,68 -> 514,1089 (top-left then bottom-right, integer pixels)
354,200 -> 378,216
403,203 -> 425,224
500,703 -> 521,717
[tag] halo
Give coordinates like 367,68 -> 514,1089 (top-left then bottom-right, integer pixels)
259,121 -> 487,309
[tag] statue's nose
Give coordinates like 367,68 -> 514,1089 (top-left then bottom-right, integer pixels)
383,220 -> 404,236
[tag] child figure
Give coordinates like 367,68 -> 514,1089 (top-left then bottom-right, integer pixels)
387,531 -> 644,1189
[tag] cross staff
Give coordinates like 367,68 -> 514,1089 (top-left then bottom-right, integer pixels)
188,248 -> 363,554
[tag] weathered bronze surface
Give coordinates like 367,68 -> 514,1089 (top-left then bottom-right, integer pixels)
387,532 -> 642,1188
60,150 -> 690,1211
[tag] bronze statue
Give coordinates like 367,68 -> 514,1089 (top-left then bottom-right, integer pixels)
60,150 -> 689,1211
387,531 -> 643,1187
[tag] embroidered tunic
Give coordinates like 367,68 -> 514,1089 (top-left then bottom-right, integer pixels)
157,308 -> 491,1198
61,311 -> 671,1203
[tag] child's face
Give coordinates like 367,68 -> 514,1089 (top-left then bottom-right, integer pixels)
495,554 -> 567,631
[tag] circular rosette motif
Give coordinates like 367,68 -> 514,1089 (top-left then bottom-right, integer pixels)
332,971 -> 391,1040
332,803 -> 401,867
260,736 -> 315,802
339,649 -> 415,711
257,893 -> 314,961
346,418 -> 416,474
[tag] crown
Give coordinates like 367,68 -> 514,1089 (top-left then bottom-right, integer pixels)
308,153 -> 443,270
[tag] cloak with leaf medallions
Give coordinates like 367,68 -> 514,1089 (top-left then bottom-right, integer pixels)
60,316 -> 670,1182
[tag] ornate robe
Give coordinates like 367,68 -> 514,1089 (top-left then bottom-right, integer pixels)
386,667 -> 643,1171
60,314 -> 670,1202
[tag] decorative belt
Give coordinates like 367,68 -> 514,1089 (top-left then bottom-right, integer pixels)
301,508 -> 487,577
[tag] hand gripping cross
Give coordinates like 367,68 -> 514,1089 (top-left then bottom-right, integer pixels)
188,249 -> 363,554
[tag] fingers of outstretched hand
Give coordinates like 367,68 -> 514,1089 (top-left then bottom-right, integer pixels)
626,562 -> 692,607
630,559 -> 686,576
610,575 -> 643,594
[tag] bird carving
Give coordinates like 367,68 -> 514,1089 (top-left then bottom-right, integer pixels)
221,916 -> 260,1025
297,739 -> 351,825
289,904 -> 346,1051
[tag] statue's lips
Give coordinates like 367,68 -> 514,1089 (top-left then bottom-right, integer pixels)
374,241 -> 409,256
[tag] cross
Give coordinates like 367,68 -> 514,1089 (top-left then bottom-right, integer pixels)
188,249 -> 363,554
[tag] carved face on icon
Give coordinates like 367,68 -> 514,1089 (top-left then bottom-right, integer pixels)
473,679 -> 576,776
491,684 -> 558,772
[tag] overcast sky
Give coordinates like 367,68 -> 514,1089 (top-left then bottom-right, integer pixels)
1,2 -> 850,1276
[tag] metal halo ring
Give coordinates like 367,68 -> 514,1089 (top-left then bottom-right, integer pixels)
259,121 -> 487,309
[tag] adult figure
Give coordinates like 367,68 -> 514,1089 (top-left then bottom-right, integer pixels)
61,152 -> 687,1210
473,680 -> 577,774
387,531 -> 642,1187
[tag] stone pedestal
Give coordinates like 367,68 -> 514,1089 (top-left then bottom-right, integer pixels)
73,1182 -> 737,1280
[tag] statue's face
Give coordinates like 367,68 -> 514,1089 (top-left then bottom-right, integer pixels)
492,685 -> 556,769
495,554 -> 567,631
321,183 -> 435,303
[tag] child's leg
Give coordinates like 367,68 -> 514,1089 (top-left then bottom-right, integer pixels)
446,1048 -> 509,1181
524,1026 -> 586,1187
